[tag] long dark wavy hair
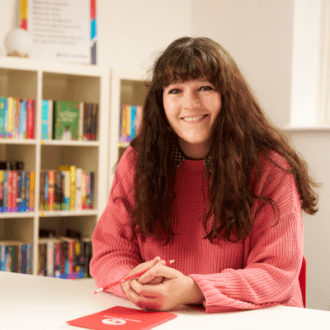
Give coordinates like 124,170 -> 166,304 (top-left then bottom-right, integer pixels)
126,36 -> 318,244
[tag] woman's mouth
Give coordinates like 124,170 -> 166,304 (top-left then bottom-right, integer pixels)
182,115 -> 207,122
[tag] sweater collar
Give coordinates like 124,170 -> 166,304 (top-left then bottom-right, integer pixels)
173,141 -> 212,171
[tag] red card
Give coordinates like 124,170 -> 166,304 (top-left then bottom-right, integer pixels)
66,306 -> 177,330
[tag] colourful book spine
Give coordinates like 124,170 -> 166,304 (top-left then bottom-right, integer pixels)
25,171 -> 30,212
19,171 -> 26,212
29,171 -> 35,211
39,172 -> 45,211
26,98 -> 35,139
91,103 -> 98,140
26,243 -> 32,274
7,171 -> 13,212
70,166 -> 76,210
89,172 -> 94,209
119,105 -> 123,144
122,104 -> 128,142
15,98 -> 21,139
85,172 -> 90,209
54,171 -> 62,211
64,171 -> 70,210
20,99 -> 27,139
75,168 -> 82,210
41,99 -> 49,140
81,171 -> 86,209
131,105 -> 136,139
0,170 -> 4,212
0,97 -> 6,138
12,171 -> 18,212
48,170 -> 55,211
83,103 -> 92,140
7,97 -> 14,138
3,171 -> 8,212
79,102 -> 84,140
54,241 -> 61,278
48,100 -> 53,139
12,98 -> 16,138
44,171 -> 49,211
136,105 -> 143,135
47,240 -> 55,277
0,245 -> 3,271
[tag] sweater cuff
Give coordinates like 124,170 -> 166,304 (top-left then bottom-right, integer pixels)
95,264 -> 133,299
189,274 -> 226,312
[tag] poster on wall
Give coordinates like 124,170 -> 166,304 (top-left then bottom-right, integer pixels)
19,0 -> 97,64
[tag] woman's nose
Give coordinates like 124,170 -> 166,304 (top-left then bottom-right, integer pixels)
183,91 -> 200,109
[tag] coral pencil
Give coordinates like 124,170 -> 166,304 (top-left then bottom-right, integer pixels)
94,260 -> 175,294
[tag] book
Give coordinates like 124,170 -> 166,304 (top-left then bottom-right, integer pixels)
0,97 -> 6,138
53,100 -> 80,140
29,171 -> 35,211
91,103 -> 98,140
83,103 -> 93,140
6,97 -> 14,138
0,170 -> 4,212
20,99 -> 27,139
70,165 -> 76,210
79,102 -> 84,140
65,306 -> 177,330
48,100 -> 54,139
48,170 -> 55,211
41,99 -> 49,140
75,168 -> 82,210
26,98 -> 35,139
54,171 -> 62,210
14,98 -> 20,139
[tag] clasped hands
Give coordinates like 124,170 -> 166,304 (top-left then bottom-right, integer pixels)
121,256 -> 204,311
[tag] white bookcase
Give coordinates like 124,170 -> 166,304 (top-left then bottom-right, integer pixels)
108,68 -> 149,192
0,56 -> 110,275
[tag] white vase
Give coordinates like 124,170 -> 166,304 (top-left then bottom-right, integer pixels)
5,28 -> 32,57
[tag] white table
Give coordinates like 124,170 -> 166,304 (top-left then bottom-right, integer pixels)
1,272 -> 329,330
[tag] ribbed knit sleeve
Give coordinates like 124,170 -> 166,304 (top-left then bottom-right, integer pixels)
189,153 -> 304,313
90,147 -> 140,298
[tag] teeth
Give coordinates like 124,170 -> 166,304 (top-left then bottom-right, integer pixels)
183,115 -> 205,122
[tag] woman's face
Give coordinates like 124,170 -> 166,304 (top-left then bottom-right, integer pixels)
163,77 -> 221,159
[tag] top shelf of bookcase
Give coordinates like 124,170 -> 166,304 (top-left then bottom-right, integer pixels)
0,56 -> 107,77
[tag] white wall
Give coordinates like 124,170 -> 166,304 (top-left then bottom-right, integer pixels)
97,0 -> 192,72
290,130 -> 330,311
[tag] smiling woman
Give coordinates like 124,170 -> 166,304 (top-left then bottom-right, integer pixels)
90,37 -> 319,313
163,78 -> 221,159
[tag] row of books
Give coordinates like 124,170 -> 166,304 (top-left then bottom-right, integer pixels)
0,96 -> 35,139
119,104 -> 142,145
40,166 -> 94,211
38,236 -> 92,279
42,100 -> 99,141
0,170 -> 35,213
0,241 -> 33,274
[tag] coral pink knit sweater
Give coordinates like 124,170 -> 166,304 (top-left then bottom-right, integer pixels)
90,146 -> 304,313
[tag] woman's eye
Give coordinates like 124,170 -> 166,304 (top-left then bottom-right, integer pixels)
200,86 -> 213,91
168,88 -> 181,94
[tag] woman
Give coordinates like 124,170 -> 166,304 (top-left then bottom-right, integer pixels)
90,37 -> 318,313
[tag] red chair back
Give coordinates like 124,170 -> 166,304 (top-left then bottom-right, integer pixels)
299,256 -> 306,308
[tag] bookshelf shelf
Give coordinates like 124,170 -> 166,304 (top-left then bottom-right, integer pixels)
0,139 -> 37,145
41,140 -> 100,147
0,57 -> 110,277
39,210 -> 98,218
0,212 -> 36,219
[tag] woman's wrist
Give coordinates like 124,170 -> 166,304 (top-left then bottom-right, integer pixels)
184,276 -> 204,305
